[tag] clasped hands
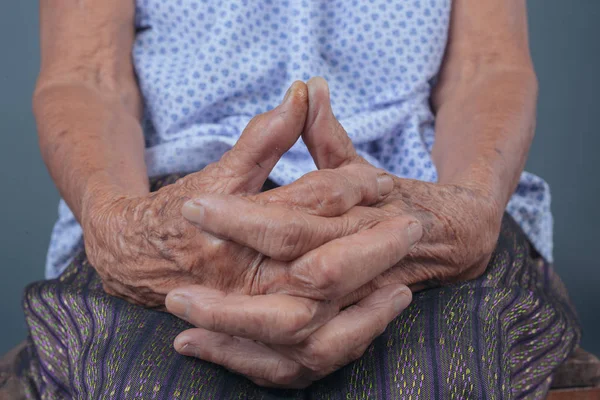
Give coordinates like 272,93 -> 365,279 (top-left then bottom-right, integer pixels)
83,78 -> 502,388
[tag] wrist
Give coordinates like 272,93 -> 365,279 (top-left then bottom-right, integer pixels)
437,163 -> 508,214
80,171 -> 145,231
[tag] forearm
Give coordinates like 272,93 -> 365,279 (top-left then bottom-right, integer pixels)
35,0 -> 146,223
430,0 -> 537,209
431,64 -> 538,208
34,82 -> 148,223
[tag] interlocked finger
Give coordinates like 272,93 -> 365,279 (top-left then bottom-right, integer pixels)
255,163 -> 394,217
166,286 -> 338,345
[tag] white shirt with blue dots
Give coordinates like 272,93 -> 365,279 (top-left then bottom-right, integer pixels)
45,0 -> 553,278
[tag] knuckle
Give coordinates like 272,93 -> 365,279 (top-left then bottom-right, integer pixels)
323,186 -> 347,211
280,303 -> 318,344
344,164 -> 388,203
309,254 -> 342,297
285,316 -> 311,340
176,173 -> 201,193
338,163 -> 368,181
326,172 -> 354,198
255,191 -> 286,207
305,177 -> 330,210
204,304 -> 221,331
302,171 -> 351,215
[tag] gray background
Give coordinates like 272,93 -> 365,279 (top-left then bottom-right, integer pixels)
1,2 -> 598,357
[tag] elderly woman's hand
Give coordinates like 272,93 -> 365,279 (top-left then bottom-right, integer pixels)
81,81 -> 419,308
166,78 -> 504,387
178,77 -> 503,302
303,77 -> 503,292
167,283 -> 413,388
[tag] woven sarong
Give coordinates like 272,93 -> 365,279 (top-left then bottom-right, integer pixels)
18,175 -> 581,399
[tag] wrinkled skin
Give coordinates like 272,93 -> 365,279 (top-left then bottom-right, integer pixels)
166,77 -> 504,388
82,82 -> 420,313
349,177 -> 501,298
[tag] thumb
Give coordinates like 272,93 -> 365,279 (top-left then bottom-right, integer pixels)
218,81 -> 309,194
303,77 -> 364,169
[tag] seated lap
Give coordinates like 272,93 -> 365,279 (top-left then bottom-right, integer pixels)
19,177 -> 580,400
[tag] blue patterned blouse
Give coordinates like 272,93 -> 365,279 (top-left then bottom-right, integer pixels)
45,0 -> 553,278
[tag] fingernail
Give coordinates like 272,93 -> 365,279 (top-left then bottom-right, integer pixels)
407,221 -> 423,248
166,293 -> 190,319
393,287 -> 413,312
377,175 -> 394,197
181,200 -> 205,224
307,76 -> 329,92
178,343 -> 198,358
282,84 -> 295,104
174,335 -> 191,352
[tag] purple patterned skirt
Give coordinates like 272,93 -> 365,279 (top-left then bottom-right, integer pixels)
17,176 -> 580,399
